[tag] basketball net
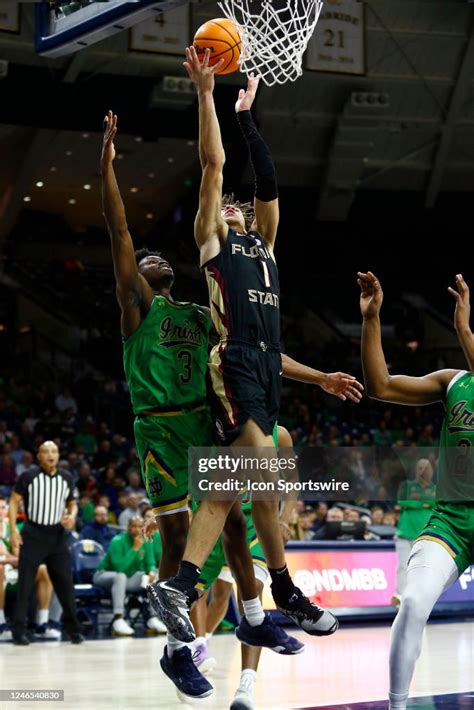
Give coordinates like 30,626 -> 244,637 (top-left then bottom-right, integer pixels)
218,0 -> 324,86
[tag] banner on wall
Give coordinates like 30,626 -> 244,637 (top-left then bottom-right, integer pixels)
260,549 -> 474,610
130,4 -> 190,55
305,0 -> 365,75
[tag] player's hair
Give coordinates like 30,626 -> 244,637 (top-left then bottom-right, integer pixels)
135,248 -> 161,266
222,193 -> 255,230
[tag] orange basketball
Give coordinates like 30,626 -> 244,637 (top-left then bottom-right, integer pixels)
193,18 -> 241,76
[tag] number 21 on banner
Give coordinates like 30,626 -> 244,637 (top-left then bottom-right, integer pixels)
305,0 -> 365,76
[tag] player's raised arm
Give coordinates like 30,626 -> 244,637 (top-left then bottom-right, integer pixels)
183,47 -> 227,262
448,274 -> 474,371
235,74 -> 279,248
359,271 -> 457,405
100,111 -> 152,336
281,353 -> 363,403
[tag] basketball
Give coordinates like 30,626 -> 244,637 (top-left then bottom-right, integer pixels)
193,18 -> 241,75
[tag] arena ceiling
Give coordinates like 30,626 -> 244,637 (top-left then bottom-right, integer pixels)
1,0 -> 474,232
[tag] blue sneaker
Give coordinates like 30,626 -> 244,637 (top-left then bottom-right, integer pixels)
160,645 -> 214,699
235,613 -> 304,655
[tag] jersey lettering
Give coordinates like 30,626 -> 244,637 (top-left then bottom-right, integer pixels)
248,290 -> 280,308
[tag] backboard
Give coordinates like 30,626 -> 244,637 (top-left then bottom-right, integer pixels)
35,0 -> 189,58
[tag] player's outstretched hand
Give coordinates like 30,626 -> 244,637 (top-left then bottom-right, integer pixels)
143,515 -> 160,542
183,46 -> 225,93
321,373 -> 364,402
358,271 -> 383,319
448,274 -> 471,333
101,110 -> 117,167
235,73 -> 260,113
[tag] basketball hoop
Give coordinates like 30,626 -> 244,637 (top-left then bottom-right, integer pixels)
217,0 -> 324,87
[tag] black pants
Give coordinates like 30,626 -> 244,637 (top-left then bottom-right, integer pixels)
13,522 -> 80,637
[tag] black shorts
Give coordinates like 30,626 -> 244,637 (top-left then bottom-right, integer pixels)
208,340 -> 282,445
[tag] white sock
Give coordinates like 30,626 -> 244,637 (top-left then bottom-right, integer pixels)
237,669 -> 257,695
0,609 -> 5,624
37,609 -> 49,625
194,635 -> 206,648
167,633 -> 185,657
205,632 -> 212,640
389,692 -> 408,710
242,597 -> 265,627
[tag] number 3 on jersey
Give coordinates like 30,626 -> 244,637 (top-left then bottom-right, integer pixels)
178,350 -> 192,384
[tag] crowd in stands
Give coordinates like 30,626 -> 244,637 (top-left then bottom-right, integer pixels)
0,330 -> 447,640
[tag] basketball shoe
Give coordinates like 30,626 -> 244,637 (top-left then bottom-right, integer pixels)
273,586 -> 339,636
160,645 -> 214,699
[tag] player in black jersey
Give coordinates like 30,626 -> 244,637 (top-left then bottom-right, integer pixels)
150,47 -> 362,645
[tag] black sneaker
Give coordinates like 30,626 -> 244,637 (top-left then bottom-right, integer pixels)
160,645 -> 214,699
273,586 -> 339,636
147,580 -> 195,643
69,633 -> 85,644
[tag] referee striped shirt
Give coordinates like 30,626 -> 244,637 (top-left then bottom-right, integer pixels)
14,466 -> 74,526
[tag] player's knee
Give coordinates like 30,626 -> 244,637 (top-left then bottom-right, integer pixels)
213,581 -> 232,605
399,589 -> 430,626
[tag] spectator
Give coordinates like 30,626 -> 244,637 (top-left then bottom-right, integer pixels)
74,420 -> 97,456
370,506 -> 385,525
298,507 -> 317,540
15,451 -> 34,478
312,506 -> 344,540
92,516 -> 163,636
76,463 -> 96,495
79,506 -> 117,550
383,511 -> 396,526
78,493 -> 95,526
97,495 -> 117,525
392,458 -> 436,609
55,386 -> 78,415
9,435 -> 26,467
344,508 -> 361,523
118,494 -> 139,529
125,470 -> 146,498
93,440 -> 113,471
0,455 -> 17,495
311,501 -> 328,533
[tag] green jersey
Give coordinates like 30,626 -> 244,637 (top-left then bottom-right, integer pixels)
97,531 -> 156,577
396,480 -> 436,540
123,296 -> 213,414
438,370 -> 474,503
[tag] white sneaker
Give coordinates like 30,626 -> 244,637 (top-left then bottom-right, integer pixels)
34,623 -> 61,640
230,689 -> 255,710
146,616 -> 167,634
0,624 -> 12,641
112,618 -> 134,636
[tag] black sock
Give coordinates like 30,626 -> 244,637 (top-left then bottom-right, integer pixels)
172,560 -> 201,596
269,565 -> 295,602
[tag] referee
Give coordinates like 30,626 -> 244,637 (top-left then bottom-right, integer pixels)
9,441 -> 84,645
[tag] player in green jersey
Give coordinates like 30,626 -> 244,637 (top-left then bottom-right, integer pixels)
358,271 -> 474,710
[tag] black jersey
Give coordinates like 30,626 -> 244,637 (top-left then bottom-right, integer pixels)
203,228 -> 280,347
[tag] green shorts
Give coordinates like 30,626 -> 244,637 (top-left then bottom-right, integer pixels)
417,501 -> 474,574
197,505 -> 267,590
134,404 -> 214,516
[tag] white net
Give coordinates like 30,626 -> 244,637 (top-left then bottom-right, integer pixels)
217,0 -> 324,87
